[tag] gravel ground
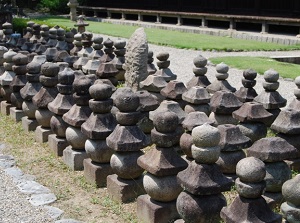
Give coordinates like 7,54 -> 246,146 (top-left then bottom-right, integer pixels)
0,169 -> 53,223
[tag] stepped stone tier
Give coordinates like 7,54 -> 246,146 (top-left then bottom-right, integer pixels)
182,86 -> 211,115
209,90 -> 242,126
96,38 -> 118,85
186,55 -> 210,89
124,27 -> 148,91
23,21 -> 34,40
29,23 -> 41,44
62,76 -> 93,171
73,31 -> 93,70
233,102 -> 273,143
235,69 -> 258,102
216,124 -> 251,182
20,59 -> 43,132
180,111 -> 213,161
140,74 -> 167,103
48,67 -> 75,157
154,52 -> 176,82
81,82 -> 117,187
40,25 -> 49,45
70,32 -> 82,56
221,157 -> 282,223
147,51 -> 157,75
149,100 -> 186,124
106,87 -> 150,202
0,49 -> 17,115
247,137 -> 299,208
136,90 -> 159,141
137,111 -> 188,223
82,36 -> 104,75
32,62 -> 59,143
10,53 -> 28,122
281,174 -> 300,223
206,62 -> 236,94
47,26 -> 58,48
254,69 -> 287,126
65,31 -> 74,53
176,123 -> 231,223
160,80 -> 187,108
114,39 -> 126,81
74,15 -> 89,33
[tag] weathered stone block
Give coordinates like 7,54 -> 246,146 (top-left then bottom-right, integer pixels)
21,117 -> 38,132
10,107 -> 25,122
63,146 -> 87,171
35,126 -> 52,143
1,101 -> 12,115
48,134 -> 69,157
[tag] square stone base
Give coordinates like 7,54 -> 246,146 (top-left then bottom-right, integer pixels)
285,158 -> 300,172
83,158 -> 114,187
48,134 -> 69,157
35,126 -> 52,143
22,117 -> 38,132
63,146 -> 87,171
1,101 -> 12,116
107,174 -> 145,203
10,107 -> 25,122
137,194 -> 179,223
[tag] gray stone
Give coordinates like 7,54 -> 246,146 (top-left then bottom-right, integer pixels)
247,137 -> 300,162
271,109 -> 300,134
0,154 -> 15,168
235,178 -> 266,198
191,123 -> 220,148
191,145 -> 221,164
160,80 -> 187,100
44,205 -> 64,220
216,150 -> 246,174
210,91 -> 242,114
236,157 -> 266,183
152,111 -> 178,133
238,122 -> 267,142
55,219 -> 82,223
140,74 -> 167,92
265,161 -> 291,192
182,112 -> 213,132
124,27 -> 148,91
182,86 -> 210,104
282,174 -> 300,206
29,193 -> 57,206
280,202 -> 300,223
17,180 -> 51,194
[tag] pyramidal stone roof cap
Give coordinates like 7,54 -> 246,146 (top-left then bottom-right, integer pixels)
271,108 -> 300,134
247,137 -> 300,162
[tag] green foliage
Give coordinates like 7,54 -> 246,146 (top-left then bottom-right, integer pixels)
38,0 -> 69,14
12,17 -> 28,34
210,56 -> 300,79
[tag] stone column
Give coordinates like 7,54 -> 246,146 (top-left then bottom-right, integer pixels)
114,39 -> 126,81
140,74 -> 167,103
221,157 -> 282,222
176,123 -> 232,222
186,55 -> 210,89
68,0 -> 79,21
56,27 -> 68,51
146,51 -> 157,75
40,25 -> 49,44
20,60 -> 42,132
207,62 -> 236,93
0,49 -> 17,115
62,76 -> 92,171
137,112 -> 188,223
32,63 -> 59,143
154,52 -> 177,82
106,88 -> 150,202
247,137 -> 299,208
70,32 -> 82,56
47,27 -> 58,48
73,31 -> 93,70
235,69 -> 258,102
10,53 -> 28,122
81,82 -> 117,186
254,69 -> 287,126
48,68 -> 75,156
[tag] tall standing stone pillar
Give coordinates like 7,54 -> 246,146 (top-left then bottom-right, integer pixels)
106,88 -> 150,202
62,76 -> 92,171
20,61 -> 42,132
137,111 -> 188,223
68,0 -> 79,21
176,123 -> 232,223
48,67 -> 75,156
32,63 -> 59,143
81,82 -> 117,186
10,53 -> 28,122
0,49 -> 17,115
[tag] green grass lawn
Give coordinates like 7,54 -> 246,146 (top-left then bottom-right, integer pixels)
210,56 -> 300,79
30,16 -> 300,51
